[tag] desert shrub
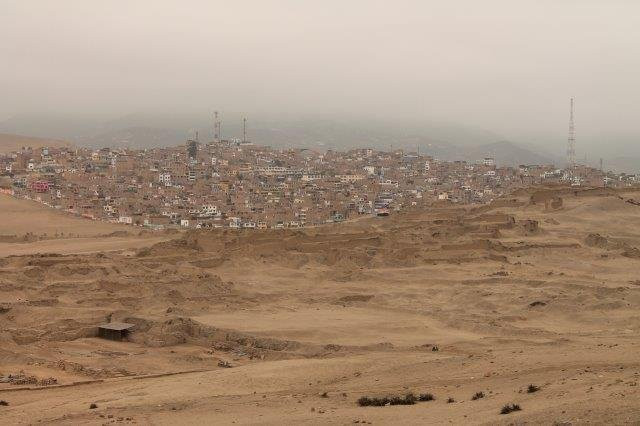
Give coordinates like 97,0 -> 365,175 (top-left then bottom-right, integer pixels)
0,400 -> 8,406
358,396 -> 390,407
320,392 -> 328,398
527,384 -> 540,393
370,397 -> 390,406
446,397 -> 455,403
500,403 -> 522,414
390,394 -> 416,405
418,393 -> 434,402
471,391 -> 485,400
358,394 -> 416,407
358,396 -> 372,406
389,396 -> 403,405
404,393 -> 417,404
89,403 -> 98,409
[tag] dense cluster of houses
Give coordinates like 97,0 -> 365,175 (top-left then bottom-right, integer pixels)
1,139 -> 637,230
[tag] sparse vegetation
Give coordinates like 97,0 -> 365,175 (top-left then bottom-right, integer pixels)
357,393 -> 417,407
500,403 -> 522,414
357,396 -> 389,407
471,391 -> 485,400
446,397 -> 455,403
418,393 -> 434,401
390,393 -> 416,405
320,392 -> 328,398
527,384 -> 540,393
0,400 -> 9,406
89,403 -> 98,409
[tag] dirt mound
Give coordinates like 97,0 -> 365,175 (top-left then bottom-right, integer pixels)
545,196 -> 563,210
138,237 -> 201,257
126,317 -> 303,354
583,233 -> 635,253
190,258 -> 227,268
337,294 -> 374,303
489,198 -> 526,208
102,230 -> 132,238
517,219 -> 540,235
622,247 -> 640,259
585,233 -> 610,248
530,190 -> 562,204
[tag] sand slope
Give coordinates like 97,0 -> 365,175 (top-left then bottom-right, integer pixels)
0,195 -> 124,237
0,194 -> 176,257
0,133 -> 70,154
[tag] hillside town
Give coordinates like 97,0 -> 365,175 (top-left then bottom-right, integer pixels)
1,137 -> 637,230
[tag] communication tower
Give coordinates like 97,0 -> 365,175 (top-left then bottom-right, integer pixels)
567,98 -> 576,167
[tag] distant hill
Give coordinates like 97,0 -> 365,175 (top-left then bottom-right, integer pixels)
0,133 -> 71,154
80,127 -> 186,149
0,114 -> 101,140
450,140 -> 558,166
0,113 -> 561,166
0,113 -> 506,150
601,157 -> 640,174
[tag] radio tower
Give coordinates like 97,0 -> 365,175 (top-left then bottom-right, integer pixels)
213,111 -> 220,143
566,97 -> 576,167
243,117 -> 247,143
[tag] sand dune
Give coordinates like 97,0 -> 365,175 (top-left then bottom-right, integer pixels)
1,187 -> 639,424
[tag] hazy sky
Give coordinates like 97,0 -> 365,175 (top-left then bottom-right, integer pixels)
2,0 -> 639,155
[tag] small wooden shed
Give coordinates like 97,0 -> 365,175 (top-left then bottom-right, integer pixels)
97,322 -> 135,341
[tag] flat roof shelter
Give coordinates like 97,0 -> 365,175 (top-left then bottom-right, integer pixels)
98,322 -> 135,341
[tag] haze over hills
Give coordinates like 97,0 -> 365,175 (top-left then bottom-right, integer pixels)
0,113 -> 563,167
4,112 -> 637,171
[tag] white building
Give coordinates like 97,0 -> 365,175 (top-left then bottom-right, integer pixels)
200,204 -> 219,217
158,173 -> 172,186
118,216 -> 133,224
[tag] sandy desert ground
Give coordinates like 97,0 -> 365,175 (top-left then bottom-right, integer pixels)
1,186 -> 640,425
0,194 -> 127,237
0,195 -> 172,257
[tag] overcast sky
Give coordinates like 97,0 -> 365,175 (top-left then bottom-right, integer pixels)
2,0 -> 639,155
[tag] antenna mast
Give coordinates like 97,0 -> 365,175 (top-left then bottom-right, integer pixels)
243,117 -> 247,143
213,111 -> 220,143
567,97 -> 576,167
